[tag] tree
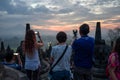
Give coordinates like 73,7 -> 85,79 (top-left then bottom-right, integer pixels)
108,27 -> 120,43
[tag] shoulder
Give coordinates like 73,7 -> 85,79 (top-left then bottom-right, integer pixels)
86,36 -> 95,44
67,45 -> 72,53
68,45 -> 72,47
52,44 -> 70,50
87,36 -> 94,41
67,45 -> 72,49
51,45 -> 59,52
73,38 -> 81,43
52,45 -> 58,49
11,63 -> 21,70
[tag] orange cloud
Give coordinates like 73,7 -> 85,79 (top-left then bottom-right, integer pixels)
32,24 -> 79,31
83,20 -> 120,30
31,19 -> 120,32
102,23 -> 120,29
46,19 -> 67,25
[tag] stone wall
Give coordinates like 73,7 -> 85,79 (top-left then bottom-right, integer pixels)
0,64 -> 28,80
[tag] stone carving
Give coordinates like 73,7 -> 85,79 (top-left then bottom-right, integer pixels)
0,41 -> 5,61
93,22 -> 111,80
26,23 -> 30,33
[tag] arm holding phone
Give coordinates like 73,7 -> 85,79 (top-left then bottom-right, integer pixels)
16,53 -> 23,67
13,53 -> 23,67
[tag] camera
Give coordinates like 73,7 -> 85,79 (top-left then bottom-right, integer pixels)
13,53 -> 19,55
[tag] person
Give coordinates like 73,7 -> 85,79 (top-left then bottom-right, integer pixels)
50,31 -> 72,80
16,41 -> 25,67
1,50 -> 22,70
72,23 -> 95,80
107,37 -> 120,80
22,30 -> 44,80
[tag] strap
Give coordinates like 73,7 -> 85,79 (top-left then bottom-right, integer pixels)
50,45 -> 68,70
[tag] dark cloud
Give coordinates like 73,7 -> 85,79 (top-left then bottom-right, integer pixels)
0,0 -> 30,15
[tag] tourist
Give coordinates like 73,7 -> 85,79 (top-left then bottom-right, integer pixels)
107,37 -> 120,80
72,23 -> 95,80
50,31 -> 72,80
16,41 -> 25,67
23,30 -> 44,80
1,50 -> 22,70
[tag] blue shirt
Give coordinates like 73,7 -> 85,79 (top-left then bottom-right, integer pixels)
72,35 -> 94,68
1,62 -> 21,70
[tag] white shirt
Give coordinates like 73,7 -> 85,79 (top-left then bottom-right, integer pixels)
25,49 -> 40,70
51,44 -> 72,71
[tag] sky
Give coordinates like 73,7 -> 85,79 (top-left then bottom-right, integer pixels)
0,0 -> 120,38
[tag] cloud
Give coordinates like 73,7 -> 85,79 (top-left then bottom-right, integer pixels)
34,5 -> 52,13
0,0 -> 120,39
0,0 -> 31,15
0,24 -> 25,38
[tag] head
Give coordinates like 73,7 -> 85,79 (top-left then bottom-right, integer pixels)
5,51 -> 14,62
79,23 -> 90,35
24,30 -> 36,56
56,31 -> 67,43
113,37 -> 120,61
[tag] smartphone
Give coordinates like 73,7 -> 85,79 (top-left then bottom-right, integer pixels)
13,53 -> 19,55
35,31 -> 38,35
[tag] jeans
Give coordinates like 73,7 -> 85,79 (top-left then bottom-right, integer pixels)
73,67 -> 92,80
51,70 -> 71,80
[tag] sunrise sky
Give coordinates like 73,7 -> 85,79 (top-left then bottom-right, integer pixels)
0,0 -> 120,38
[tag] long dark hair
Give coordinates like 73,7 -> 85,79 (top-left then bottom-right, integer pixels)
112,37 -> 120,62
24,30 -> 36,56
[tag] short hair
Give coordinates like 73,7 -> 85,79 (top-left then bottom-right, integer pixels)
56,31 -> 67,43
5,51 -> 14,62
79,23 -> 90,35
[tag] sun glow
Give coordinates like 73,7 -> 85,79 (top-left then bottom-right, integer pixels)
32,24 -> 80,31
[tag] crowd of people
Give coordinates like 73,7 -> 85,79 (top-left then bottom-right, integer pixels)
0,23 -> 120,80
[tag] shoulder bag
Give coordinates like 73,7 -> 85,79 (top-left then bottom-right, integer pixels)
49,45 -> 68,75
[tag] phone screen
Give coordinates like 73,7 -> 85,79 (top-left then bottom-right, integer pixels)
14,53 -> 19,55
